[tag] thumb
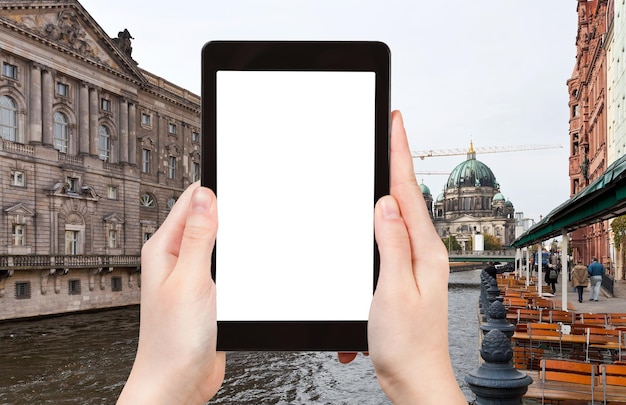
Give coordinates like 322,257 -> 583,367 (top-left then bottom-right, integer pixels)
374,195 -> 416,298
174,187 -> 218,281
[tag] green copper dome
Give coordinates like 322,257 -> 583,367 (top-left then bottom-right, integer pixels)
419,183 -> 431,195
493,193 -> 505,201
446,145 -> 498,189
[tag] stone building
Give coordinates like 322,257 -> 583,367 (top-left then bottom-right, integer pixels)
0,0 -> 201,319
427,143 -> 516,250
567,0 -> 610,269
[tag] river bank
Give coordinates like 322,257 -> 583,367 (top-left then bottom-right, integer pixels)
0,270 -> 482,404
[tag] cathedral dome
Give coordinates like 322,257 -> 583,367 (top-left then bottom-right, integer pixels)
446,142 -> 498,189
493,193 -> 505,201
436,193 -> 444,202
419,183 -> 431,195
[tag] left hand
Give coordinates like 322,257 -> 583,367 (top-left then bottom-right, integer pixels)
118,183 -> 225,404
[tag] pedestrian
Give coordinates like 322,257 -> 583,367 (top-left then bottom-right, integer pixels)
545,264 -> 558,294
571,260 -> 588,303
587,257 -> 606,301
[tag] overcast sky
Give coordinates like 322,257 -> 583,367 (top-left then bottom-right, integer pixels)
81,0 -> 578,224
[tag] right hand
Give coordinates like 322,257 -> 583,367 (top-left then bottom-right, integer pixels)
367,111 -> 466,404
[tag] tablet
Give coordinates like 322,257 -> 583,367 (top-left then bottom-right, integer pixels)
201,41 -> 390,351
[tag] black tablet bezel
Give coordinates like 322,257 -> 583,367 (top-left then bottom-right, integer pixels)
201,41 -> 390,351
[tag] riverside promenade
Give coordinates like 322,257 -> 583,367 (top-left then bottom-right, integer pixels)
518,279 -> 626,405
472,271 -> 626,404
553,279 -> 626,314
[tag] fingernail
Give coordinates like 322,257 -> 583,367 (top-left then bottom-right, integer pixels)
381,197 -> 400,219
192,187 -> 214,212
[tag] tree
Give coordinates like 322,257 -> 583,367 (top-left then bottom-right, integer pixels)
442,235 -> 461,251
483,233 -> 502,250
611,215 -> 626,279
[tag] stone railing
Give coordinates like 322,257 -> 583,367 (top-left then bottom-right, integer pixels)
58,152 -> 84,165
449,250 -> 516,258
1,140 -> 34,155
103,161 -> 123,172
0,255 -> 141,271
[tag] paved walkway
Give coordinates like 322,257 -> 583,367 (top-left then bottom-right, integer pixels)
547,281 -> 626,314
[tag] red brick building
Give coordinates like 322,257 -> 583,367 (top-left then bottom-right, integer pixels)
567,0 -> 611,268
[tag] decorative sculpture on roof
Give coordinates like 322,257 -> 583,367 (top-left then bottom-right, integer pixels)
112,29 -> 133,57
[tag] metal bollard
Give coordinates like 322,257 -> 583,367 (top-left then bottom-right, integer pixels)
466,329 -> 532,405
480,300 -> 515,339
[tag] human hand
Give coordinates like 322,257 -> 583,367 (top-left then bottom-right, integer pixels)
339,111 -> 465,404
118,183 -> 225,404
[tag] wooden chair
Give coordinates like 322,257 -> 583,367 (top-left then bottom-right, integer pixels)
529,322 -> 564,358
541,285 -> 554,294
511,308 -> 543,325
544,309 -> 575,324
609,313 -> 626,327
532,297 -> 555,310
599,364 -> 626,404
522,291 -> 542,299
571,323 -> 607,335
575,313 -> 609,328
540,359 -> 599,404
515,322 -> 529,334
503,296 -> 528,310
513,345 -> 544,370
584,328 -> 623,364
529,322 -> 561,336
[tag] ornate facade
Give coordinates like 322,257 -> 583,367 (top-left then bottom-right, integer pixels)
426,143 -> 516,250
0,1 -> 201,319
567,0 -> 610,269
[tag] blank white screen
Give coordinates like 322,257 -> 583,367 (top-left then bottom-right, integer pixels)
216,71 -> 375,321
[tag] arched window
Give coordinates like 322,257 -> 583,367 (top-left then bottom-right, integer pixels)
98,125 -> 110,161
0,95 -> 17,141
166,197 -> 177,210
54,112 -> 69,153
140,193 -> 156,208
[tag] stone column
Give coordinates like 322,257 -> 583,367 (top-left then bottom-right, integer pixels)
29,63 -> 42,144
128,102 -> 136,165
119,98 -> 129,163
50,210 -> 58,255
41,68 -> 53,146
89,87 -> 98,156
79,82 -> 90,155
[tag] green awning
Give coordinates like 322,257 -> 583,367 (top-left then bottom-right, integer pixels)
512,153 -> 626,247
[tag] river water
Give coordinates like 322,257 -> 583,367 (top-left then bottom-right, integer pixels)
0,269 -> 480,404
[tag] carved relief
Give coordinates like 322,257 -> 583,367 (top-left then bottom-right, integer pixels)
166,143 -> 180,156
139,136 -> 155,148
66,212 -> 84,226
5,9 -> 116,68
44,10 -> 92,54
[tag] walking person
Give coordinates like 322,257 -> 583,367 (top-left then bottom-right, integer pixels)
587,257 -> 606,301
571,260 -> 588,303
545,264 -> 558,294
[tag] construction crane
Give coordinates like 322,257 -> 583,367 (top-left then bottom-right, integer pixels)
412,143 -> 563,160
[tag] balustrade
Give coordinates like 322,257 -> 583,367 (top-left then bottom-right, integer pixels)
0,255 -> 140,270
